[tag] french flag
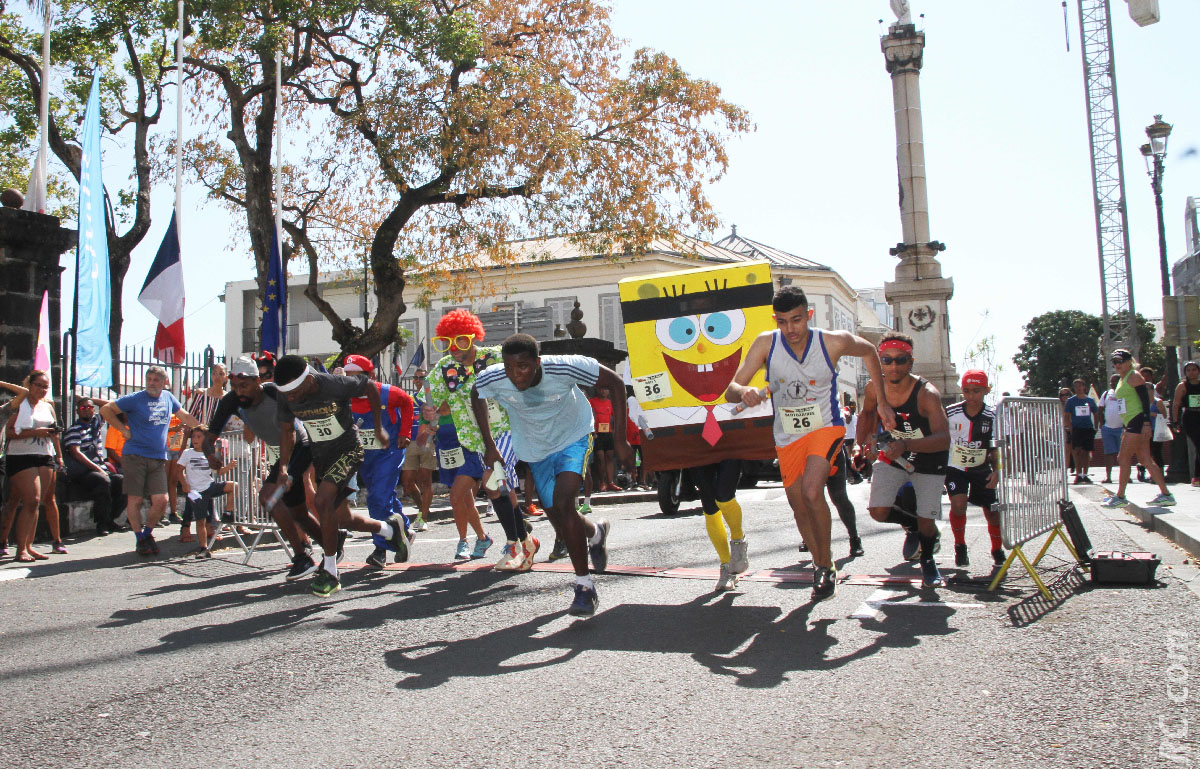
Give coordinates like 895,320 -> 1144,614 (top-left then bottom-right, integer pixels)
138,209 -> 185,363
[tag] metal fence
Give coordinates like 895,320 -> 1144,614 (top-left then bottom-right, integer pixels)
995,396 -> 1070,550
203,427 -> 291,565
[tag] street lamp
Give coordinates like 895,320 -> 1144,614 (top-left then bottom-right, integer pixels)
1140,114 -> 1183,479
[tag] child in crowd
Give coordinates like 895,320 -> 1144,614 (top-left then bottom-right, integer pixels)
178,427 -> 239,557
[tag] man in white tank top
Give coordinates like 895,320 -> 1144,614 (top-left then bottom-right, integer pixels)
726,286 -> 894,601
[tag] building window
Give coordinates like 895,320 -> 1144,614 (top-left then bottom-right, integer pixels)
544,297 -> 577,332
598,294 -> 626,350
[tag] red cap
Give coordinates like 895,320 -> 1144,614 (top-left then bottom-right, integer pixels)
343,354 -> 374,375
961,369 -> 989,388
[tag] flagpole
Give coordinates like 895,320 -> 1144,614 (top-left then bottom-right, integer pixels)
275,49 -> 285,355
35,3 -> 50,212
175,0 -> 184,221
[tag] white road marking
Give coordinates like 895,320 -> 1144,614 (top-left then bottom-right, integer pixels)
850,587 -> 985,620
0,568 -> 31,582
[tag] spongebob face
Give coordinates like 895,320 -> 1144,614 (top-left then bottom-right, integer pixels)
620,262 -> 772,410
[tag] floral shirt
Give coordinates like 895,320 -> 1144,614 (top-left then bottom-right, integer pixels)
427,345 -> 510,453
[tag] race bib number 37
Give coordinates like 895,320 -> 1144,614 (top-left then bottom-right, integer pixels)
358,430 -> 380,450
306,415 -> 345,442
780,404 -> 823,435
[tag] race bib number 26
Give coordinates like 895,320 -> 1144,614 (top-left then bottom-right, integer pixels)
780,404 -> 823,435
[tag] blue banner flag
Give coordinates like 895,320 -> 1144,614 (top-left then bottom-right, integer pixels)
260,226 -> 287,356
409,342 -> 425,370
75,71 -> 112,387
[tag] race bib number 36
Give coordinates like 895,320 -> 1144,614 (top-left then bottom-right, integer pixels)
439,446 -> 465,469
306,415 -> 345,442
633,372 -> 672,403
780,404 -> 823,435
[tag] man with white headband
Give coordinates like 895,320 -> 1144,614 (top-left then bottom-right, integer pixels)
858,331 -> 951,589
726,285 -> 893,602
273,354 -> 408,597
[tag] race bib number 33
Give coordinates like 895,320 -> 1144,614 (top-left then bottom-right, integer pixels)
439,446 -> 465,469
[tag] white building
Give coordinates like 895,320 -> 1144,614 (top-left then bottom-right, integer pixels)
222,229 -> 893,404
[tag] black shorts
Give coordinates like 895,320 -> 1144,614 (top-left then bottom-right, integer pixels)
312,443 -> 364,492
945,467 -> 996,509
265,443 -> 313,508
1070,428 -> 1096,451
6,454 -> 56,476
1125,414 -> 1148,434
593,432 -> 614,452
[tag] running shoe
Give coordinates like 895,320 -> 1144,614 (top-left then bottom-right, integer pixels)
454,539 -> 471,560
411,515 -> 428,532
901,528 -> 921,561
1101,495 -> 1129,508
921,559 -> 945,588
577,502 -> 592,514
518,537 -> 539,571
471,534 -> 494,559
849,536 -> 865,558
193,548 -> 212,560
311,568 -> 341,597
954,543 -> 969,567
588,519 -> 611,573
146,533 -> 160,555
568,583 -> 599,617
715,562 -> 739,592
548,538 -> 569,562
51,541 -> 67,554
991,548 -> 1007,567
525,504 -> 544,517
167,512 -> 183,525
811,565 -> 837,602
494,542 -> 524,571
729,538 -> 749,574
395,528 -> 414,564
286,552 -> 318,581
365,547 -> 388,570
386,513 -> 409,562
1148,493 -> 1177,507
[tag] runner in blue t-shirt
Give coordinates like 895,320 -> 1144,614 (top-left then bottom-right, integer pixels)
1063,378 -> 1100,484
472,334 -> 632,618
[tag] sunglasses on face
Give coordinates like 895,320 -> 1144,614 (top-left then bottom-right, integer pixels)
880,355 -> 912,366
432,335 -> 475,353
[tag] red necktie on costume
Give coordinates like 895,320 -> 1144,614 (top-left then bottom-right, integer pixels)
702,405 -> 723,446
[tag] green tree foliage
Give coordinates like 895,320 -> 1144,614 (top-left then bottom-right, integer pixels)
1014,310 -> 1163,395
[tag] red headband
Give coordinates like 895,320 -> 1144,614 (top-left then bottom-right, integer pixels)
878,339 -> 913,354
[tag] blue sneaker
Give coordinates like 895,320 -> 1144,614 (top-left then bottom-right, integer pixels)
1148,493 -> 1177,507
901,528 -> 921,561
921,559 -> 944,588
471,534 -> 494,559
454,539 -> 471,561
568,583 -> 599,617
588,519 -> 611,572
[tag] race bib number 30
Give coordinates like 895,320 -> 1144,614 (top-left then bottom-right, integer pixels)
306,415 -> 345,442
633,372 -> 672,403
439,446 -> 465,469
780,404 -> 823,435
951,444 -> 987,468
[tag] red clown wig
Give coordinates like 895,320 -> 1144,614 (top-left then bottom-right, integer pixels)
436,308 -> 485,341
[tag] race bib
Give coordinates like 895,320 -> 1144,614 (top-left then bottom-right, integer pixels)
597,421 -> 611,433
1074,405 -> 1090,417
306,415 -> 345,442
264,444 -> 279,464
952,444 -> 987,468
168,431 -> 185,451
781,404 -> 823,435
358,429 -> 381,451
486,399 -> 505,426
439,446 -> 465,469
1189,394 -> 1200,409
1117,400 -> 1127,415
633,372 -> 672,403
891,427 -> 925,441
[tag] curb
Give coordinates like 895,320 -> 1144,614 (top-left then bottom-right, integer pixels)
1087,484 -> 1200,559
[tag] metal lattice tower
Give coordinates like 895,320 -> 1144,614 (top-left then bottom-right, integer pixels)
1078,0 -> 1139,364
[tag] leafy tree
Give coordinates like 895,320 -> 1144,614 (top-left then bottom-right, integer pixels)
0,0 -> 178,380
1014,310 -> 1163,396
185,0 -> 751,357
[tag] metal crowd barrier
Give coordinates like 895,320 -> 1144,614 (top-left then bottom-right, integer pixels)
207,428 -> 293,566
989,396 -> 1085,599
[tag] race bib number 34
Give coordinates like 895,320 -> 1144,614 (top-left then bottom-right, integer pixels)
780,404 -> 823,435
951,444 -> 987,468
633,372 -> 672,403
306,415 -> 345,442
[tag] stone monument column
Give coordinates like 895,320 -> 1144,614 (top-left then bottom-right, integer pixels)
881,15 -> 959,399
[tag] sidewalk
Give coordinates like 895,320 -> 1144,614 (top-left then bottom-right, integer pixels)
1076,475 -> 1200,559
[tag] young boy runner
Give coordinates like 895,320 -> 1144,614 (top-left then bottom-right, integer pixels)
1063,378 -> 1100,484
944,370 -> 1006,568
472,335 -> 632,617
179,427 -> 238,558
726,286 -> 893,602
273,355 -> 409,597
343,354 -> 415,569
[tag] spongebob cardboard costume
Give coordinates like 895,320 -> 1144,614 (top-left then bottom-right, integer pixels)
619,261 -> 776,471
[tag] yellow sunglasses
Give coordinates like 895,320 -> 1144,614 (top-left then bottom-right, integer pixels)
432,335 -> 475,353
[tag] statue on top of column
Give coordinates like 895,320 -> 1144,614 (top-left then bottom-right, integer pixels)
890,0 -> 912,25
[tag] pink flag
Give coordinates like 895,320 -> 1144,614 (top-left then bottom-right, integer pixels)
35,290 -> 52,392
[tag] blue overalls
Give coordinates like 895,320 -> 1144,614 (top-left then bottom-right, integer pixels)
352,383 -> 408,550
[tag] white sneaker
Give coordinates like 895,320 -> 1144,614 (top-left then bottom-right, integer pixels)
729,538 -> 749,574
494,541 -> 524,571
715,563 -> 739,591
411,515 -> 428,532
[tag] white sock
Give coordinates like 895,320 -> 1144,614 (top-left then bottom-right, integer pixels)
585,494 -> 592,505
576,574 -> 594,590
378,521 -> 394,540
323,555 -> 338,577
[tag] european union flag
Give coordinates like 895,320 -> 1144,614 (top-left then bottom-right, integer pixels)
260,226 -> 287,356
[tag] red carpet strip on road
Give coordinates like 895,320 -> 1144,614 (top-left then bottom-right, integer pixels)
339,561 -> 935,586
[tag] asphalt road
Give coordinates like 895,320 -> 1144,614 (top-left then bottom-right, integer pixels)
1,481 -> 1198,768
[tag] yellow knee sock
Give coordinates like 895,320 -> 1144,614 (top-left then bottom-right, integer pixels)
704,511 -> 731,563
717,497 -> 744,540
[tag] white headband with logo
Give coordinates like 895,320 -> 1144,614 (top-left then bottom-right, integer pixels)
275,365 -> 315,393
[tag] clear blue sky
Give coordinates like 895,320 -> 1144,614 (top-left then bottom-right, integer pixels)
79,0 -> 1200,394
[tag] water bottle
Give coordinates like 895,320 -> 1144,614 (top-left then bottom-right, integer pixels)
264,478 -> 292,510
